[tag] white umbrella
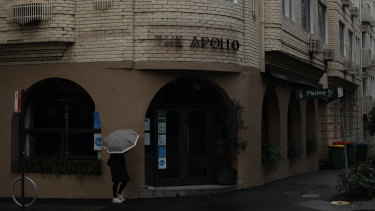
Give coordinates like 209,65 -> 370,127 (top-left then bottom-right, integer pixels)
102,129 -> 139,154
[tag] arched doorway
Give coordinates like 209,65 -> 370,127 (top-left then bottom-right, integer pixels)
145,77 -> 228,186
261,86 -> 281,170
261,86 -> 280,145
21,78 -> 98,159
306,100 -> 317,154
287,95 -> 302,160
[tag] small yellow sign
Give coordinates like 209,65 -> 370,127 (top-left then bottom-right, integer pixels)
330,201 -> 350,205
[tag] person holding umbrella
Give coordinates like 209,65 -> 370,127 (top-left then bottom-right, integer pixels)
107,153 -> 129,203
103,129 -> 139,204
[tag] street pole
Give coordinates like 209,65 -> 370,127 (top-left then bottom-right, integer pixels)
20,90 -> 25,211
340,98 -> 349,178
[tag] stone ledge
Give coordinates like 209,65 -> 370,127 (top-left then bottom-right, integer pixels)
139,184 -> 240,198
0,41 -> 74,63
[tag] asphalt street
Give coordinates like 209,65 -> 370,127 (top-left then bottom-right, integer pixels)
1,169 -> 374,211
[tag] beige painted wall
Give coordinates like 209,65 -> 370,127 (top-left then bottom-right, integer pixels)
0,62 -> 319,199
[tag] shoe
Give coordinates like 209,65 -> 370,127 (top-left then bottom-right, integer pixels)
112,197 -> 123,204
117,194 -> 126,202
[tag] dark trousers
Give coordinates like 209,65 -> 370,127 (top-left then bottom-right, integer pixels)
112,181 -> 128,198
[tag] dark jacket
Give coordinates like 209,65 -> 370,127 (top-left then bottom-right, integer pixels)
107,154 -> 129,182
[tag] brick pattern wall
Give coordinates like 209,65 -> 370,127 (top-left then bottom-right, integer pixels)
264,0 -> 282,51
0,0 -> 260,68
0,0 -> 76,43
133,0 -> 244,65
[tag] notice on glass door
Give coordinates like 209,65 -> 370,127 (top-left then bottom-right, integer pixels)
158,145 -> 167,169
158,134 -> 166,145
157,110 -> 167,169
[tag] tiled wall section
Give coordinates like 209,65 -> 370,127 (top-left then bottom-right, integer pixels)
0,0 -> 260,68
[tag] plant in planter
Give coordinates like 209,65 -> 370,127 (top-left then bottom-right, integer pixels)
261,142 -> 282,172
288,140 -> 302,161
215,99 -> 247,185
306,138 -> 318,155
11,156 -> 102,176
337,159 -> 375,198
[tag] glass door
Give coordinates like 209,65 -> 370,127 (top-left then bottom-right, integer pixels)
155,108 -> 214,186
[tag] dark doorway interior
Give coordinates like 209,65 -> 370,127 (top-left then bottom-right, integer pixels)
145,77 -> 226,186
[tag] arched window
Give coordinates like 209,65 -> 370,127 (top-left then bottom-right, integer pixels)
22,78 -> 99,159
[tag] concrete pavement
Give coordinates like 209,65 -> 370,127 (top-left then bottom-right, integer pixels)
1,169 -> 374,211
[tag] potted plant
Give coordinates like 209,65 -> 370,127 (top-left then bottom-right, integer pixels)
261,142 -> 282,172
215,99 -> 247,185
288,140 -> 302,161
306,138 -> 318,155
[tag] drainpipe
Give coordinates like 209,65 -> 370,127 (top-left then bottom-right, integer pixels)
259,0 -> 265,72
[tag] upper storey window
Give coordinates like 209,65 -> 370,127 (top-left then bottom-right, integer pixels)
282,0 -> 295,21
301,0 -> 311,32
318,2 -> 327,42
339,22 -> 345,56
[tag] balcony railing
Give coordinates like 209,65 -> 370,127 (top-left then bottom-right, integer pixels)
6,0 -> 52,25
94,0 -> 113,10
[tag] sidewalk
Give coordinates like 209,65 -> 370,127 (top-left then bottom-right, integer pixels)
1,169 -> 374,211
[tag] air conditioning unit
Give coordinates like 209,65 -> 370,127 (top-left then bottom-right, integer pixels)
323,49 -> 335,61
350,7 -> 359,17
6,1 -> 52,25
94,0 -> 113,10
342,0 -> 351,7
308,39 -> 321,54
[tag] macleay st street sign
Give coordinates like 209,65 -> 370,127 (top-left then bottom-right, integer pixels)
296,88 -> 343,100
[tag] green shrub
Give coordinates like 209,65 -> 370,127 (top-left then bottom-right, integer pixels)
262,143 -> 282,171
12,157 -> 102,176
288,141 -> 303,160
337,159 -> 375,198
306,139 -> 318,155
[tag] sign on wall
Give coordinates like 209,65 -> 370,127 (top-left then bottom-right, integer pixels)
155,35 -> 240,51
296,88 -> 343,100
93,111 -> 102,150
14,91 -> 22,113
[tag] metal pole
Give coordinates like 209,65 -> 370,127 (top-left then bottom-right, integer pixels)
340,98 -> 349,178
20,90 -> 25,211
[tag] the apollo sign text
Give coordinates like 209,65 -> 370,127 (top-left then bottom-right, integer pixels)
155,35 -> 240,51
190,36 -> 240,50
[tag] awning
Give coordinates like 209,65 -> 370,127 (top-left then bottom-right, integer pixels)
263,68 -> 323,89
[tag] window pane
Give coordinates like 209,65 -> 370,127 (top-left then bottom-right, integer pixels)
290,0 -> 295,21
340,22 -> 345,56
284,0 -> 290,17
348,31 -> 353,61
318,3 -> 326,41
301,0 -> 310,31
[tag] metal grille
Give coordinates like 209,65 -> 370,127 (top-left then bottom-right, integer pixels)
6,1 -> 52,25
94,0 -> 113,10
